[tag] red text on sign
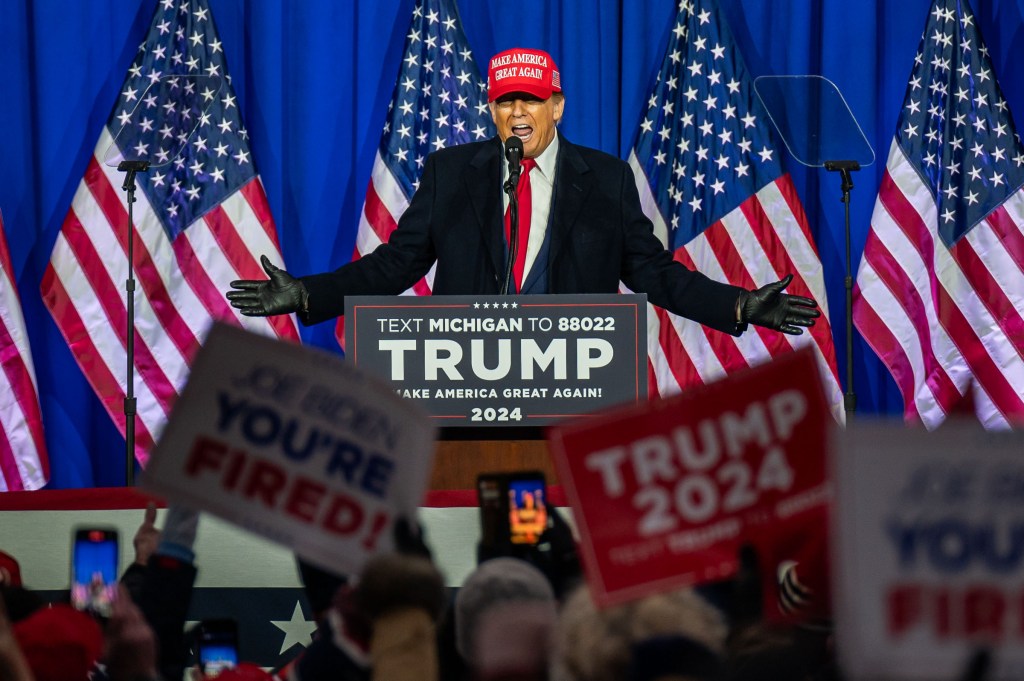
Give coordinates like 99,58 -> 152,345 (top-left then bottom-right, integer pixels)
887,583 -> 1024,642
185,434 -> 389,550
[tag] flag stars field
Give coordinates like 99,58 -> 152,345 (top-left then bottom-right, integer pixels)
40,0 -> 298,464
627,0 -> 843,423
332,0 -> 495,348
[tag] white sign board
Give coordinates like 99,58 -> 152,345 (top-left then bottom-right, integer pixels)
835,421 -> 1024,680
143,323 -> 436,577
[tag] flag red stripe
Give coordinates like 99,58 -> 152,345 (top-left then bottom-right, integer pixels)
172,234 -> 239,325
411,277 -> 432,296
877,172 -> 935,264
878,174 -> 1024,417
774,175 -> 821,259
364,180 -> 399,243
0,315 -> 48,468
59,210 -> 177,414
667,245 -> 733,382
238,180 -> 300,348
702,220 -> 788,363
0,417 -> 24,492
646,358 -> 659,399
0,223 -> 48,481
654,305 -> 703,390
203,204 -> 263,280
860,231 -> 960,410
985,206 -> 1024,275
364,182 -> 432,297
203,202 -> 297,341
851,289 -> 921,422
740,192 -> 841,383
239,179 -> 281,250
40,265 -> 156,454
936,285 -> 1024,419
950,236 -> 1024,352
84,159 -> 200,361
673,238 -> 751,377
0,230 -> 14,283
673,247 -> 697,271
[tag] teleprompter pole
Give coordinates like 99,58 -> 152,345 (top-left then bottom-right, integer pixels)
118,160 -> 149,485
824,160 -> 860,421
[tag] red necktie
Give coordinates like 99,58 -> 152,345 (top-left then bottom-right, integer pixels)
503,158 -> 538,293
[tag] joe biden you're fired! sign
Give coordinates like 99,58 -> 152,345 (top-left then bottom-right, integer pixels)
143,323 -> 436,577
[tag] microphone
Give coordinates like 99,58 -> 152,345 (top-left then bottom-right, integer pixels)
504,136 -> 524,193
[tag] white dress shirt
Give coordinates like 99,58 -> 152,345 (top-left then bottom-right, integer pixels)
500,134 -> 559,285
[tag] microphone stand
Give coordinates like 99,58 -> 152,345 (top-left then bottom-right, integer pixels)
501,169 -> 521,295
824,159 -> 859,421
118,160 -> 149,485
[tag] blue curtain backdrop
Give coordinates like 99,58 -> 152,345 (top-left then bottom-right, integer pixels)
1,0 -> 1022,488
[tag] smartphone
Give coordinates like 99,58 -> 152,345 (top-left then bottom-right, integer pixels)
70,527 -> 119,617
477,473 -> 506,547
196,619 -> 239,677
506,472 -> 548,545
477,471 -> 548,548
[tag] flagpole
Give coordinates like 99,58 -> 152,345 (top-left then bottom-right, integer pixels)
118,160 -> 149,486
824,160 -> 859,420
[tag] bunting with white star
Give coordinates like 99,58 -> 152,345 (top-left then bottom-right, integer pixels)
41,0 -> 299,464
334,0 -> 494,348
854,0 -> 1024,428
628,0 -> 843,421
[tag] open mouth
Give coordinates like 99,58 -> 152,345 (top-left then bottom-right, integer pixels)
512,124 -> 533,141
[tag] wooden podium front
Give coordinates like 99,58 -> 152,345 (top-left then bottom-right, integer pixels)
428,438 -> 558,490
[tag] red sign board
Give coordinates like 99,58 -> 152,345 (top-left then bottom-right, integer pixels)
548,347 -> 832,607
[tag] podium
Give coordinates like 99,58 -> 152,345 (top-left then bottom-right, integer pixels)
431,439 -> 553,489
344,294 -> 649,489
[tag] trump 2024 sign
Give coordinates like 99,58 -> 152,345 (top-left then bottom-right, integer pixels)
548,348 -> 832,607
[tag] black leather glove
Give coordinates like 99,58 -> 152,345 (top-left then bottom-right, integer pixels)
738,274 -> 820,335
225,254 -> 307,317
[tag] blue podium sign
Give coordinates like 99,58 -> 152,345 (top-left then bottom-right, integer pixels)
344,294 -> 648,427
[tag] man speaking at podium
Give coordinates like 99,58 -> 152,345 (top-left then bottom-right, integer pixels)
227,48 -> 819,337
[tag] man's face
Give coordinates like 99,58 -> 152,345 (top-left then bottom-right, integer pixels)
489,93 -> 565,159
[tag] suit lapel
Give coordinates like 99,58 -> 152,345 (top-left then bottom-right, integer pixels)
549,134 -> 593,264
466,137 -> 505,283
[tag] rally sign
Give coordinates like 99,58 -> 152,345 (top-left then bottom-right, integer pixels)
548,347 -> 831,607
143,323 -> 436,577
835,422 -> 1024,681
345,294 -> 647,427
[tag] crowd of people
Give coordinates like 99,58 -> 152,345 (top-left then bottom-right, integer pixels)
0,492 -> 852,681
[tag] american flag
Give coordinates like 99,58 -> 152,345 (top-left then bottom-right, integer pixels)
41,0 -> 299,464
333,0 -> 494,347
853,0 -> 1024,429
629,0 -> 843,420
0,210 -> 48,491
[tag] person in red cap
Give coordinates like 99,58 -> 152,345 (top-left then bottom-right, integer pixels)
0,551 -> 22,588
228,47 -> 819,338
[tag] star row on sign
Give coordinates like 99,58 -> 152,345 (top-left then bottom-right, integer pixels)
472,302 -> 520,309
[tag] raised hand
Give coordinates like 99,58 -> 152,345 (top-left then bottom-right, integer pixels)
226,254 -> 307,317
739,274 -> 820,335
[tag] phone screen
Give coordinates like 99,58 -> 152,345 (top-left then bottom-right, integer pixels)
477,475 -> 505,547
71,529 -> 119,617
198,620 -> 239,677
508,477 -> 547,545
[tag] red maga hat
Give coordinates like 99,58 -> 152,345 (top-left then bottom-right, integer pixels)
13,604 -> 104,681
487,48 -> 562,102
